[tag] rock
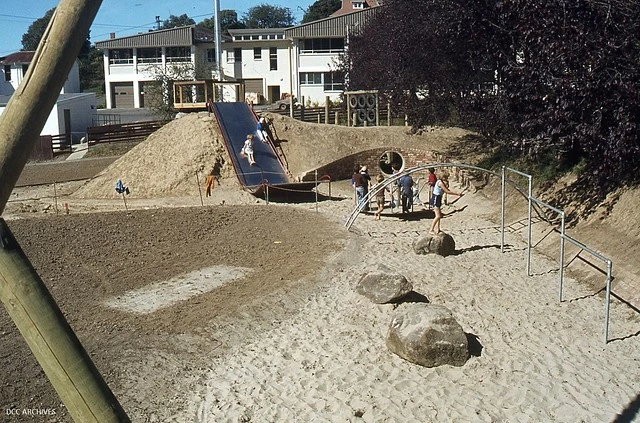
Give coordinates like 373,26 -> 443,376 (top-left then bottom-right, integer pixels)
413,232 -> 455,256
386,303 -> 469,367
355,264 -> 413,304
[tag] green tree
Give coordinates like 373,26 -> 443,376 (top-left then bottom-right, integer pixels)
344,0 -> 640,191
198,10 -> 246,35
79,47 -> 104,94
302,0 -> 341,23
243,4 -> 296,29
21,6 -> 97,93
21,7 -> 90,56
160,14 -> 196,29
21,8 -> 55,51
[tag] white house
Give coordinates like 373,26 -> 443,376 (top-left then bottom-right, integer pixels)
94,6 -> 380,109
1,51 -> 81,95
0,51 -> 96,140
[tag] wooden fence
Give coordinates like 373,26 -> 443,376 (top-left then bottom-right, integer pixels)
86,120 -> 167,145
30,134 -> 72,161
269,106 -> 400,126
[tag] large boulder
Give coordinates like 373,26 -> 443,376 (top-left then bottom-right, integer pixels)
386,303 -> 469,367
355,265 -> 413,304
413,232 -> 455,256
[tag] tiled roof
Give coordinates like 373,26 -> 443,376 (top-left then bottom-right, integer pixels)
0,51 -> 36,64
331,0 -> 381,17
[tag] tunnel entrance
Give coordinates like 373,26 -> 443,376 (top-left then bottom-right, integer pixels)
378,151 -> 404,175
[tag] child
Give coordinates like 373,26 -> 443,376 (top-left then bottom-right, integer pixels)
242,134 -> 256,165
429,171 -> 463,234
256,117 -> 269,143
205,170 -> 215,197
427,167 -> 437,209
374,174 -> 390,220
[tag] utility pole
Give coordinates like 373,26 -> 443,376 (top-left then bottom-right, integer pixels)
0,0 -> 130,421
213,0 -> 223,99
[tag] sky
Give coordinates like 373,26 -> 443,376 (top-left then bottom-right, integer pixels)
0,0 -> 314,56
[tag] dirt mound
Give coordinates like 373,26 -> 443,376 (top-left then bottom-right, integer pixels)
262,112 -> 472,178
71,111 -> 472,199
73,113 -> 231,199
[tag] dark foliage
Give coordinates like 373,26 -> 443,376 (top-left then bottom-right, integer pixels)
344,0 -> 640,188
199,10 -> 246,35
21,8 -> 56,51
302,0 -> 342,23
22,7 -> 95,92
243,4 -> 296,28
160,14 -> 196,30
21,7 -> 90,57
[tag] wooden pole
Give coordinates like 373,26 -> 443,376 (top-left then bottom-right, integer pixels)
196,170 -> 204,206
324,96 -> 329,124
0,1 -> 130,422
53,181 -> 59,215
0,0 -> 103,213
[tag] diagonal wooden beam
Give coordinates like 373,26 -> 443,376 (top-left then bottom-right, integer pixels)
0,1 -> 130,421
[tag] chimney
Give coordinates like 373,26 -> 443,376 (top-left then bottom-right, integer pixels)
110,32 -> 116,39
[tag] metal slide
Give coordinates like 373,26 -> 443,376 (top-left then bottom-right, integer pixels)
211,102 -> 316,196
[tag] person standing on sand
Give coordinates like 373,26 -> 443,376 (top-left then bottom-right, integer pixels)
352,166 -> 371,210
397,173 -> 414,214
205,170 -> 215,197
429,170 -> 463,234
373,174 -> 391,220
427,167 -> 437,209
242,134 -> 256,165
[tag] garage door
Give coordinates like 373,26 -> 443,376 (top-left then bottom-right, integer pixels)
112,82 -> 134,108
243,78 -> 264,103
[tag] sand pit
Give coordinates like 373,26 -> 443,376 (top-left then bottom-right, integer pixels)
2,114 -> 639,422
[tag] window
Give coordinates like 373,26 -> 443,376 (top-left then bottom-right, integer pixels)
269,47 -> 277,71
301,38 -> 344,54
227,48 -> 242,63
166,46 -> 190,63
138,47 -> 162,64
109,49 -> 134,64
206,48 -> 216,63
300,72 -> 344,91
323,72 -> 344,91
21,64 -> 29,76
254,47 -> 262,60
352,1 -> 365,9
4,65 -> 11,81
300,72 -> 323,85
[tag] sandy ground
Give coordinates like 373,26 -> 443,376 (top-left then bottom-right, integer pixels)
1,113 -> 638,422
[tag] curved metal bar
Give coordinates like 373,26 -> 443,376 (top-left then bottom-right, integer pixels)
345,162 -> 501,230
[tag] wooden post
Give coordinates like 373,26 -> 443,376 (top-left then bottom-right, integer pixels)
325,96 -> 330,124
195,170 -> 204,206
334,111 -> 339,125
53,181 -> 59,215
0,1 -> 130,422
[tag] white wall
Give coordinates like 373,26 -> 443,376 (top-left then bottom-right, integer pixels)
0,60 -> 81,95
0,93 -> 96,139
